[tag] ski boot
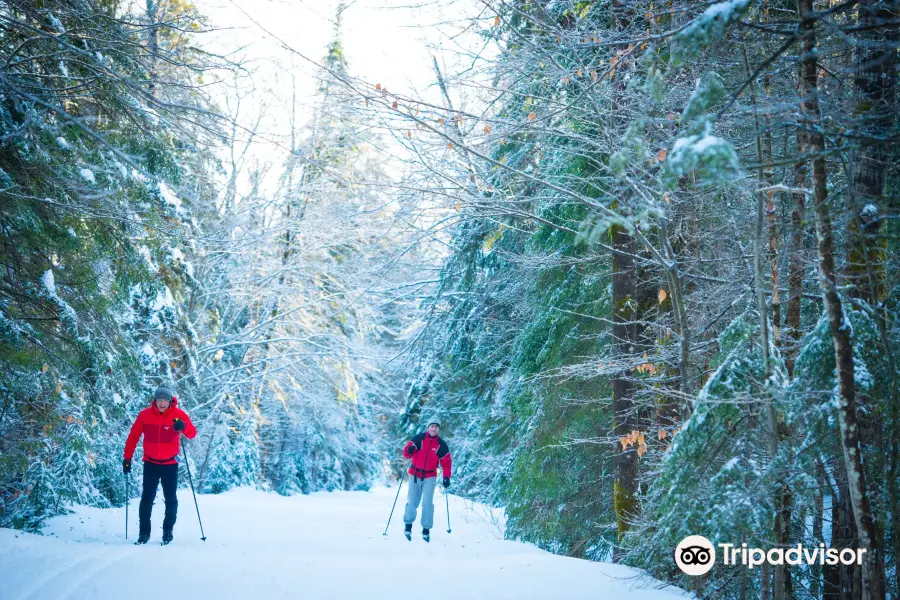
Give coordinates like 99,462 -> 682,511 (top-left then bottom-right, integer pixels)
404,523 -> 412,541
135,532 -> 150,545
422,528 -> 430,543
161,529 -> 173,545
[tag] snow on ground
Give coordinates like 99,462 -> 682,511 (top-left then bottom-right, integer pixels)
0,486 -> 692,600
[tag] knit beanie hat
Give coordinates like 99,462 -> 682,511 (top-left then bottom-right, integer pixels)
154,385 -> 173,401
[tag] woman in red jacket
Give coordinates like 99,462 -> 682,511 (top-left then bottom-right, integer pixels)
123,385 -> 197,545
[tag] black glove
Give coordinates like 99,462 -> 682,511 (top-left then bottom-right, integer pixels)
123,458 -> 132,474
443,477 -> 450,489
173,418 -> 185,432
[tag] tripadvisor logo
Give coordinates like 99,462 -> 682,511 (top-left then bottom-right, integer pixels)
675,536 -> 868,576
675,535 -> 716,576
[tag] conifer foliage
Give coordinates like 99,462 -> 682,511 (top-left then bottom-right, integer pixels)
392,1 -> 900,598
0,0 -> 213,528
0,0 -> 418,529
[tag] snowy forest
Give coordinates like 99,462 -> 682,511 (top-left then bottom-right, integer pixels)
0,0 -> 898,599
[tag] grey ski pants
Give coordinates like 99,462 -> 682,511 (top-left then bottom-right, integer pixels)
403,474 -> 437,529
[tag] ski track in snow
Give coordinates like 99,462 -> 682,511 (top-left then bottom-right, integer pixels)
11,545 -> 109,600
0,487 -> 693,600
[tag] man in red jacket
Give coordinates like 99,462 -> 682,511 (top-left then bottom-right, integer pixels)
401,417 -> 451,542
123,385 -> 197,545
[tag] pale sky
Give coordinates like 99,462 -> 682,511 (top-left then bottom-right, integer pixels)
200,0 -> 447,99
195,0 -> 487,196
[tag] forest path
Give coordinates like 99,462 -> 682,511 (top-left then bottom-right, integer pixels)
1,486 -> 691,600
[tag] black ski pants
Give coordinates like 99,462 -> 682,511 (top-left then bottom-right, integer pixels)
139,462 -> 178,534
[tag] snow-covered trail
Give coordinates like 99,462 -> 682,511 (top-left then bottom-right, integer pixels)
0,487 -> 691,600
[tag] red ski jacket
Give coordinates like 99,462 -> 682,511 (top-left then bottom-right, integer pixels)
123,397 -> 197,464
403,432 -> 451,480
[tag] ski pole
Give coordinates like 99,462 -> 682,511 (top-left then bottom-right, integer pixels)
445,487 -> 451,534
180,440 -> 207,541
125,474 -> 129,540
383,465 -> 406,537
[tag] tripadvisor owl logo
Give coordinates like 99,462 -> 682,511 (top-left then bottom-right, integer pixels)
674,535 -> 716,576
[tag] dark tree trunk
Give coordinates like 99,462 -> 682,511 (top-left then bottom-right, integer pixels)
798,2 -> 884,597
611,224 -> 641,559
786,130 -> 806,377
813,463 -> 824,599
847,5 -> 900,595
845,0 -> 896,304
824,482 -> 840,600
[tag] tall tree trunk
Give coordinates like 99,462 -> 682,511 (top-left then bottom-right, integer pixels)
890,400 -> 900,599
745,40 -> 788,600
798,2 -> 883,597
840,480 -> 863,600
824,481 -> 840,600
648,208 -> 689,436
763,75 -> 782,348
146,0 -> 159,97
786,129 -> 807,377
813,462 -> 824,599
761,562 -> 771,600
740,567 -> 748,600
611,224 -> 641,559
824,460 -> 861,600
659,212 -> 692,398
779,485 -> 794,598
848,4 -> 900,595
845,0 -> 895,304
608,0 -> 648,561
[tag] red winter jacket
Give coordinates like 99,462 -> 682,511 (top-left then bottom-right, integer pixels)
403,432 -> 451,480
124,397 -> 197,464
